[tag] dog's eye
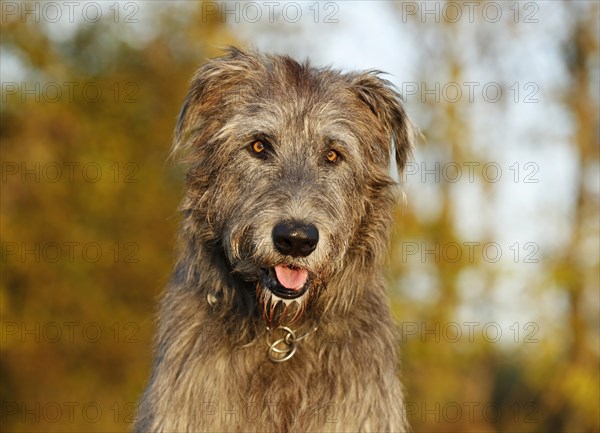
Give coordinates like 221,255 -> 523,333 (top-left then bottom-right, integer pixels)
249,140 -> 272,159
251,141 -> 266,154
325,150 -> 340,163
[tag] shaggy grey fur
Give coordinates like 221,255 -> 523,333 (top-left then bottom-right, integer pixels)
134,47 -> 414,433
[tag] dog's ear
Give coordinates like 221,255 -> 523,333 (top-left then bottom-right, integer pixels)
350,72 -> 415,175
172,47 -> 260,159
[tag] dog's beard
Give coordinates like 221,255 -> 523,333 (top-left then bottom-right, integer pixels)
228,231 -> 330,326
256,285 -> 307,327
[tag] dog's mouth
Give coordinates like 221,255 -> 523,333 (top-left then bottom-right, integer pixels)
254,264 -> 314,326
261,265 -> 311,300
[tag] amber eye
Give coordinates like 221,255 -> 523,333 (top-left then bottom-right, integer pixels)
325,149 -> 339,163
251,141 -> 265,154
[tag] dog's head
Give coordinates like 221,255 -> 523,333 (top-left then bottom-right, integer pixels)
175,48 -> 414,325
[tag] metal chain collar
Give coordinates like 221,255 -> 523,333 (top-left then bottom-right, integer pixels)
265,323 -> 318,363
208,289 -> 319,362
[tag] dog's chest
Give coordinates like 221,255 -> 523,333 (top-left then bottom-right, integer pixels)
194,339 -> 357,432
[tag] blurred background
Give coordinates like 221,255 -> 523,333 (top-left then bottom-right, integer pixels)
1,1 -> 598,432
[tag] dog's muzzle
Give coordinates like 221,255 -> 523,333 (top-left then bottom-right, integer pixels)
249,220 -> 320,327
260,220 -> 319,300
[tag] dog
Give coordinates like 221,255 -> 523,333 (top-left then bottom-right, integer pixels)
133,47 -> 414,433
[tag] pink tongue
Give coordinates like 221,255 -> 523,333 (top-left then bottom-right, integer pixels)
274,266 -> 308,290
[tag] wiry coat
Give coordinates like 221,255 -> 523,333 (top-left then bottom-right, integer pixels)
134,48 -> 414,433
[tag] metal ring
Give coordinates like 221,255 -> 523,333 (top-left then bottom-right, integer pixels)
264,323 -> 318,363
268,339 -> 297,363
269,337 -> 294,354
266,326 -> 295,346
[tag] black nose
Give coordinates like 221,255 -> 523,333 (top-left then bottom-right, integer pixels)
272,221 -> 319,257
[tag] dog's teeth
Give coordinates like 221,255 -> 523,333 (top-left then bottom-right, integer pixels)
269,294 -> 304,306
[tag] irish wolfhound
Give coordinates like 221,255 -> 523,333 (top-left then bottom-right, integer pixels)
134,47 -> 414,433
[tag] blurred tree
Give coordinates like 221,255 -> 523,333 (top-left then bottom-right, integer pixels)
537,3 -> 600,431
389,1 -> 599,433
1,4 -> 232,432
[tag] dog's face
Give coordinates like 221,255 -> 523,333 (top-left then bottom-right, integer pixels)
175,48 -> 413,325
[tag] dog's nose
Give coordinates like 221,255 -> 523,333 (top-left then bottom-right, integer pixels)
272,221 -> 319,257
